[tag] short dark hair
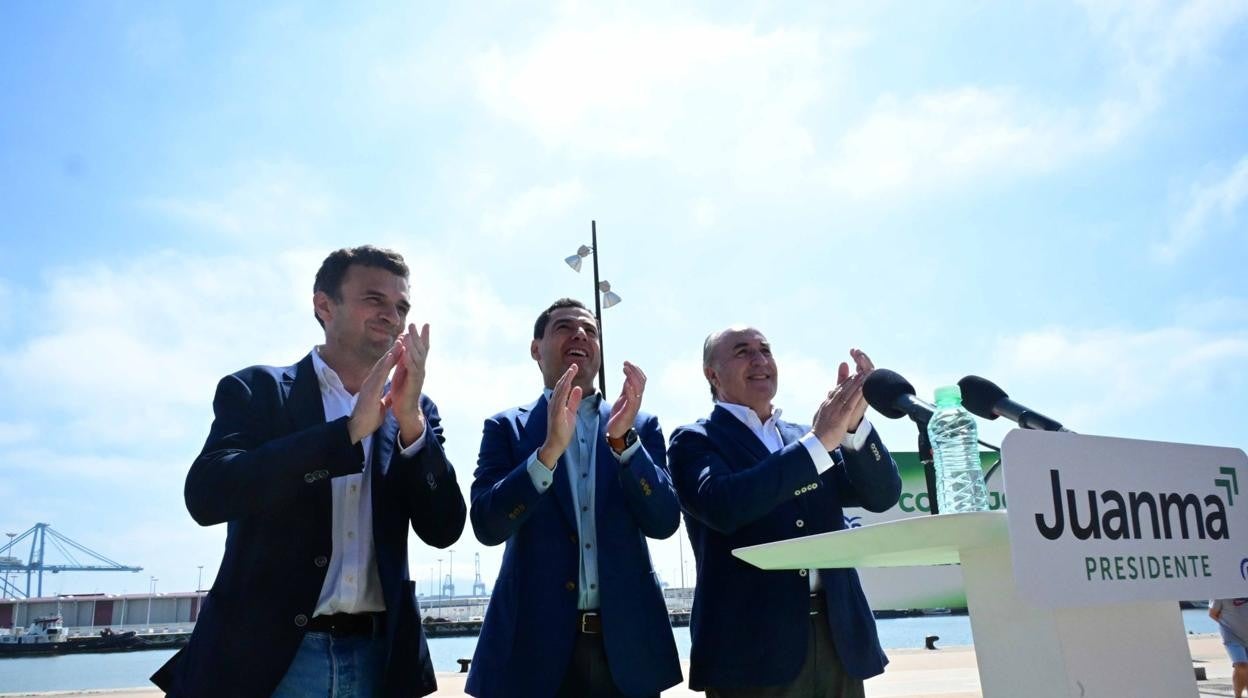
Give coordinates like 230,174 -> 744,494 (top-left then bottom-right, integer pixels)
313,246 -> 409,327
533,298 -> 590,339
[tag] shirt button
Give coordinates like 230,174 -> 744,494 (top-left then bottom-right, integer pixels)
347,575 -> 354,584
795,519 -> 805,528
314,556 -> 328,568
799,569 -> 808,577
590,584 -> 596,590
542,481 -> 550,488
347,531 -> 355,539
585,543 -> 592,549
582,473 -> 588,478
350,485 -> 357,493
581,506 -> 588,512
294,614 -> 308,627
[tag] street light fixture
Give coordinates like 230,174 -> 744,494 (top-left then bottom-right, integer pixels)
564,220 -> 622,395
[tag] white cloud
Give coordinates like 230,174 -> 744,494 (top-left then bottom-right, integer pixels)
985,325 -> 1248,442
0,421 -> 38,445
144,161 -> 336,241
479,180 -> 587,240
1155,155 -> 1248,262
472,11 -> 853,190
1081,0 -> 1248,108
825,88 -> 1119,197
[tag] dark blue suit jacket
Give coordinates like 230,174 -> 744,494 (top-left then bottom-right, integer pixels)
668,406 -> 901,690
151,354 -> 466,698
465,395 -> 682,698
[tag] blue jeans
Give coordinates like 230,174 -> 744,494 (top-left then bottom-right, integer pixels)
271,631 -> 386,698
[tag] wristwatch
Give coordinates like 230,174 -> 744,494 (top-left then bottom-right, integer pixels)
607,428 -> 638,455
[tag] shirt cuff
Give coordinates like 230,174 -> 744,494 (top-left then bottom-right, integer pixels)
842,418 -> 873,451
612,436 -> 643,464
801,433 -> 835,475
526,452 -> 554,493
397,429 -> 427,456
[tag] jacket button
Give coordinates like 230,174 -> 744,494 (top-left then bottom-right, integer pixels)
565,581 -> 576,591
799,569 -> 808,577
795,519 -> 805,528
304,473 -> 316,483
793,489 -> 801,496
314,556 -> 328,568
811,483 -> 818,490
294,614 -> 308,627
316,469 -> 329,479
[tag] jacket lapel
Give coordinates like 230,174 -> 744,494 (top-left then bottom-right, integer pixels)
707,405 -> 771,464
285,354 -> 325,433
519,395 -> 577,531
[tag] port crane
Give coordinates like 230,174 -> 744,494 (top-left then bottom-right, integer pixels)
0,523 -> 142,598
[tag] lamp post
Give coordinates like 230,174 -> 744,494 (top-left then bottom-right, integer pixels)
2,532 -> 15,600
437,559 -> 443,600
564,220 -> 622,396
146,577 -> 157,627
447,549 -> 454,599
196,565 -> 203,593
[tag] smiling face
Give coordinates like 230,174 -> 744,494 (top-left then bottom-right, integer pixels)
314,264 -> 411,366
531,306 -> 601,394
704,326 -> 778,419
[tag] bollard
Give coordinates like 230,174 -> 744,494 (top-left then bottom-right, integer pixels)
1193,666 -> 1207,681
457,658 -> 472,673
924,635 -> 940,650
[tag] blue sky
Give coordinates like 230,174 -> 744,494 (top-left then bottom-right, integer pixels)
1,1 -> 1246,597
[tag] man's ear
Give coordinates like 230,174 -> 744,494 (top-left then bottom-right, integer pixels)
703,365 -> 718,391
313,291 -> 334,326
530,339 -> 541,362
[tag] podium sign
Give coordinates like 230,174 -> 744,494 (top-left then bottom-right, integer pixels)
1003,430 -> 1248,608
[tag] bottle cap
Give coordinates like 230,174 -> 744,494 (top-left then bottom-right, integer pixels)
934,385 -> 962,406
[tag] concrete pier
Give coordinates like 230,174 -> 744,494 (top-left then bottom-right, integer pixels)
0,634 -> 1234,697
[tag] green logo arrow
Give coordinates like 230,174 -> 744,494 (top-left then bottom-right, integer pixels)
1215,466 -> 1239,506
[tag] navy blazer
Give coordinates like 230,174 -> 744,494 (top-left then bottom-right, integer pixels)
668,406 -> 901,690
152,354 -> 466,698
465,395 -> 682,698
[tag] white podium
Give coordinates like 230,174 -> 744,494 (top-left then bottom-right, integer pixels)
733,511 -> 1197,698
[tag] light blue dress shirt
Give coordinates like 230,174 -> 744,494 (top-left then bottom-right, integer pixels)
525,391 -> 640,610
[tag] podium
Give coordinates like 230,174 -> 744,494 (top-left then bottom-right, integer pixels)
733,511 -> 1196,697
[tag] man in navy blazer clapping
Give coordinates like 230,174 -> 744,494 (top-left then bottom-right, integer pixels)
466,298 -> 682,698
668,326 -> 901,698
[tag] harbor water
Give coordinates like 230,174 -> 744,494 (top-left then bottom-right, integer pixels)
0,610 -> 1220,693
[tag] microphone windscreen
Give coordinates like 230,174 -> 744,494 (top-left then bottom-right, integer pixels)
863,369 -> 916,419
958,375 -> 1007,420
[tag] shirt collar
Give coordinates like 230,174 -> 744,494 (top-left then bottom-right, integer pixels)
715,400 -> 782,430
543,387 -> 602,415
311,346 -> 347,394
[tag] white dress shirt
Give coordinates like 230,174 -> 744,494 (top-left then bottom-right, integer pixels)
715,401 -> 873,592
311,347 -> 425,616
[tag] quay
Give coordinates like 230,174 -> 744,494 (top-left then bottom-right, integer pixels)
0,635 -> 1233,697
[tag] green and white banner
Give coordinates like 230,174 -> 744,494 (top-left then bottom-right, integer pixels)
845,451 -> 1002,610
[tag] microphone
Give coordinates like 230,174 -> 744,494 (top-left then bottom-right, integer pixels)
863,368 -> 942,514
863,368 -> 935,424
957,375 -> 1070,432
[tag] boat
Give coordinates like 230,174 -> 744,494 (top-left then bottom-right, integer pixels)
0,615 -> 147,656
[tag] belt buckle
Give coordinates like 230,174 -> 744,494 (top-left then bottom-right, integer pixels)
580,612 -> 599,634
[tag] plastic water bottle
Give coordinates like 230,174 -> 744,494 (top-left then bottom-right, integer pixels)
927,385 -> 989,513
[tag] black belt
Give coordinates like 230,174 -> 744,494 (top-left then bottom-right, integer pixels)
809,593 -> 827,617
578,610 -> 602,634
306,612 -> 384,637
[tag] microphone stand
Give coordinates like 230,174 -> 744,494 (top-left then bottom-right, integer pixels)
913,418 -> 939,516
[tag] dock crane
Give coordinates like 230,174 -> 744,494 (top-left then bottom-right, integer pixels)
0,523 -> 142,598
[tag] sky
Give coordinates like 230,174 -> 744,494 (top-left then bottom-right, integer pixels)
1,1 -> 1246,599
